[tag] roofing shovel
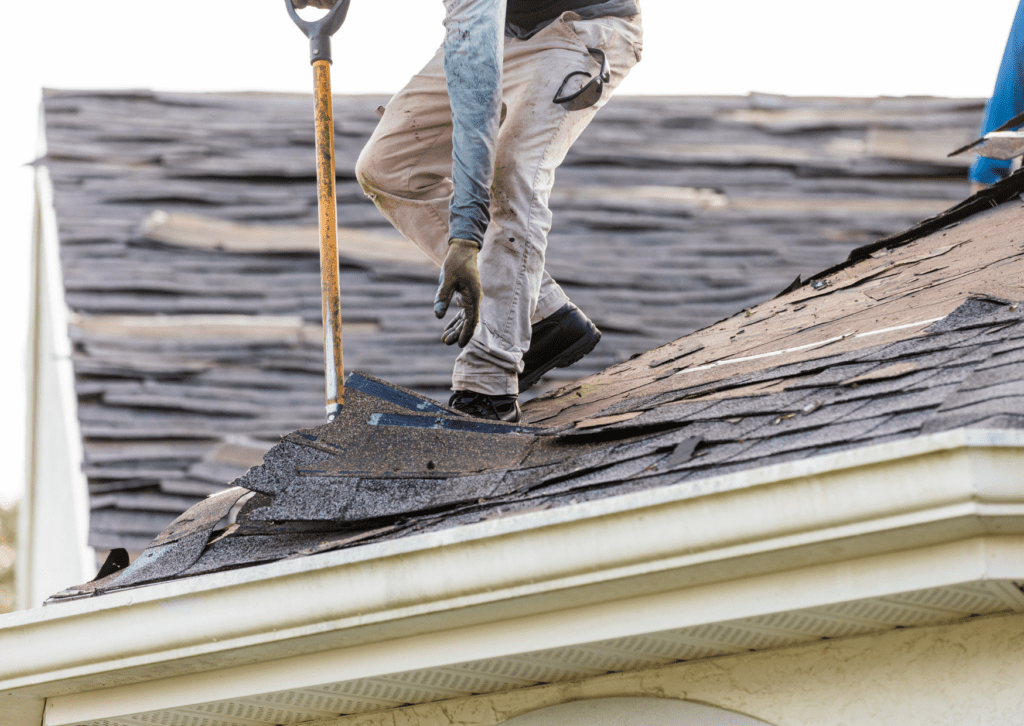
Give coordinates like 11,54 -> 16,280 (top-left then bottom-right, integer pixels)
286,0 -> 352,421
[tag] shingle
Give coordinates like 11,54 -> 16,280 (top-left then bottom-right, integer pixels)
884,345 -> 988,370
739,396 -> 865,439
233,440 -> 335,497
834,383 -> 961,422
595,398 -> 720,429
964,414 -> 1024,430
593,390 -> 687,417
681,390 -> 820,420
657,436 -> 703,469
605,429 -> 703,462
934,381 -> 1024,411
739,349 -> 883,382
643,371 -> 775,407
992,334 -> 1024,354
953,322 -> 1023,346
257,470 -> 515,523
89,488 -> 248,588
861,328 -> 992,361
921,399 -> 1024,434
533,453 -> 667,496
855,409 -> 933,439
783,362 -> 885,389
825,366 -> 974,404
934,345 -> 998,368
696,447 -> 841,480
102,531 -> 213,590
924,296 -> 1021,334
707,430 -> 926,479
179,531 -> 358,577
674,440 -> 760,470
721,416 -> 890,464
953,363 -> 1024,391
669,416 -> 777,444
976,345 -> 1024,369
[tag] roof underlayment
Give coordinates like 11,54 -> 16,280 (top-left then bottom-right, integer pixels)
48,166 -> 1024,603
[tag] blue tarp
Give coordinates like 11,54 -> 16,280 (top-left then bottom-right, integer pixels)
971,0 -> 1024,184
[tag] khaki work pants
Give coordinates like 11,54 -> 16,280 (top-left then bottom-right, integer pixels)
356,10 -> 643,396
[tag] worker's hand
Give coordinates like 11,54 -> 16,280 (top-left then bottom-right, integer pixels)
434,239 -> 482,348
291,0 -> 337,8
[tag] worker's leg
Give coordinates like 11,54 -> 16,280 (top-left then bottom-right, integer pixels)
355,48 -> 453,267
452,11 -> 643,396
356,45 -> 570,319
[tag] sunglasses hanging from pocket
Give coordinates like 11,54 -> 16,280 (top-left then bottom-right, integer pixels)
553,47 -> 610,112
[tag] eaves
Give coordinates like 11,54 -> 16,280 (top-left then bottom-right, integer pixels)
1,428 -> 1023,726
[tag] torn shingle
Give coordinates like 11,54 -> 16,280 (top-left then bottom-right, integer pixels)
659,437 -> 703,469
840,362 -> 920,386
925,296 -> 1021,334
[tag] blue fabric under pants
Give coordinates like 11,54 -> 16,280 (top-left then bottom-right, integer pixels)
442,0 -> 507,245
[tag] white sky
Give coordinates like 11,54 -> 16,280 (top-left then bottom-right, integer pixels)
0,0 -> 1019,505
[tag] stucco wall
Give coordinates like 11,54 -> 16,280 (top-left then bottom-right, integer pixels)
314,611 -> 1024,726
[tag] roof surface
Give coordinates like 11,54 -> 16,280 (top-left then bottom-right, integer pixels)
48,165 -> 1024,601
42,90 -> 983,553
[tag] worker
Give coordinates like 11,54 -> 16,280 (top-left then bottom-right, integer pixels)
971,0 -> 1024,192
340,0 -> 643,422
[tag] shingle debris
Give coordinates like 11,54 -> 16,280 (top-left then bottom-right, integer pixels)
47,175 -> 1024,602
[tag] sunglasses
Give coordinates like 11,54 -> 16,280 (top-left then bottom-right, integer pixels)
553,47 -> 611,112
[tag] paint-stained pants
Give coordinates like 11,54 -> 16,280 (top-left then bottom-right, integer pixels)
356,11 -> 643,396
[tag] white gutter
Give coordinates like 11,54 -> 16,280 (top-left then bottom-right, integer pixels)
1,428 -> 1023,724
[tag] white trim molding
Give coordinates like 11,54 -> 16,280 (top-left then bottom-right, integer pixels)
17,120 -> 93,614
0,428 -> 1021,725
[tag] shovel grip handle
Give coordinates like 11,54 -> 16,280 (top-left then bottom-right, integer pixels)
285,0 -> 352,64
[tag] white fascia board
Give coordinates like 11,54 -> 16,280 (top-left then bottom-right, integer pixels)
35,164 -> 92,584
16,111 -> 93,612
15,116 -> 45,616
1,429 -> 1023,711
40,539 -> 1024,726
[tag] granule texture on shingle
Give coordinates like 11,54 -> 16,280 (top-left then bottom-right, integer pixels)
925,296 -> 1020,333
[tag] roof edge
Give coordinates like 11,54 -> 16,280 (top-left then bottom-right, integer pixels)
2,428 -> 1023,704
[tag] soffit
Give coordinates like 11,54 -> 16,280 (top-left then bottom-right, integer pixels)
47,578 -> 1024,726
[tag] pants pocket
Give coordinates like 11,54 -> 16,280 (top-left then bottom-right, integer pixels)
563,14 -> 643,74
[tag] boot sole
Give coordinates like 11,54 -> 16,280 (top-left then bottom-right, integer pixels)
519,325 -> 602,393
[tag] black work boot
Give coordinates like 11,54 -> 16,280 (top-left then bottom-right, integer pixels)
519,303 -> 601,392
449,390 -> 521,423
